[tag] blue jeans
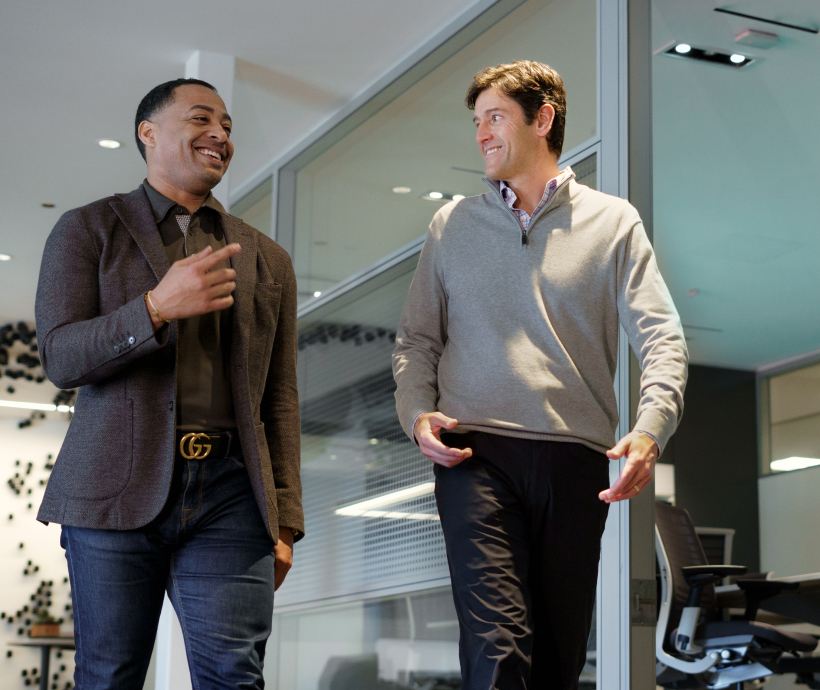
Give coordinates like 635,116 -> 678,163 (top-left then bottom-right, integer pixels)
62,451 -> 275,690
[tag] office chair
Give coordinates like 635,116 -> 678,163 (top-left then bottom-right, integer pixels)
655,500 -> 820,689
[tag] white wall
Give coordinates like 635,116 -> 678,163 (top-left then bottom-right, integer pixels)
759,465 -> 820,576
0,414 -> 73,690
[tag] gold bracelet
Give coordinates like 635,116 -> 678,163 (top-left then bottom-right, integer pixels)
144,291 -> 169,324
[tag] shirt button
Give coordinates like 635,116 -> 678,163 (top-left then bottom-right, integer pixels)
113,345 -> 120,354
128,336 -> 136,345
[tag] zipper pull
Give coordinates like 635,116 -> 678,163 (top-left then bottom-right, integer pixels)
521,231 -> 528,245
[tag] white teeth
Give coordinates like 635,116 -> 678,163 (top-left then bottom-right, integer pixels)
484,146 -> 501,156
197,148 -> 221,160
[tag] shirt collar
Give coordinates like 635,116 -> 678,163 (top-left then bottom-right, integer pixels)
142,180 -> 224,223
498,167 -> 574,211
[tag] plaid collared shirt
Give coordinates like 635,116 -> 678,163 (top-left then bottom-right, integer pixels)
499,168 -> 573,230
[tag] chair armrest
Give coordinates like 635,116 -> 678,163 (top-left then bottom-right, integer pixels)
682,564 -> 748,582
682,565 -> 747,607
736,578 -> 799,619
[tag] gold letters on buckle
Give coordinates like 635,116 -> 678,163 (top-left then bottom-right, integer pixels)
179,432 -> 214,460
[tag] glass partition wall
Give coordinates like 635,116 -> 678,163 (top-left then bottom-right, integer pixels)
286,0 -> 597,305
233,0 -> 648,687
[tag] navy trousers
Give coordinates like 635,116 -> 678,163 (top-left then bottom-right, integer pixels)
62,451 -> 275,690
435,432 -> 610,690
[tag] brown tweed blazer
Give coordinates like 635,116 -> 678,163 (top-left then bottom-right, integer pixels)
34,186 -> 303,542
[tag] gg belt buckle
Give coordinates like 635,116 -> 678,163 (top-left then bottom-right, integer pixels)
179,432 -> 214,460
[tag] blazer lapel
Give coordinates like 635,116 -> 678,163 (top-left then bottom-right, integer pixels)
109,187 -> 171,281
222,215 -> 256,369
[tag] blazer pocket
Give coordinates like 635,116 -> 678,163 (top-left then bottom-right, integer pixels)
52,395 -> 134,500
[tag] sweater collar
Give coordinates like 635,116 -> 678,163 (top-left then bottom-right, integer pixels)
484,166 -> 576,225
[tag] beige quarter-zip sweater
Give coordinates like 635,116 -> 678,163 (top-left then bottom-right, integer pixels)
392,171 -> 688,454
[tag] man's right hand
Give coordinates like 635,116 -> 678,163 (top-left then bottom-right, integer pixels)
413,412 -> 472,467
147,244 -> 241,327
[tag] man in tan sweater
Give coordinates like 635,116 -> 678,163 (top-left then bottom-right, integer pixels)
393,60 -> 687,690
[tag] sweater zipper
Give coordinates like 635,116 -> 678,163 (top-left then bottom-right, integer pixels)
485,175 -> 574,248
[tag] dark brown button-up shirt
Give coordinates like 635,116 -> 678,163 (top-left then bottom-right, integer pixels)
143,181 -> 235,431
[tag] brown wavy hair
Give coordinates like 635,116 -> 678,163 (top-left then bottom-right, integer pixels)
466,60 -> 566,158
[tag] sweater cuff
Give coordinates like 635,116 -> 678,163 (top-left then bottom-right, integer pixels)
633,408 -> 674,456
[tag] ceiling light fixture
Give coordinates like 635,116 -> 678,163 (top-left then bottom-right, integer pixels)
0,254 -> 11,262
97,139 -> 121,149
392,186 -> 412,194
0,399 -> 73,413
312,290 -> 322,298
666,43 -> 753,68
422,191 -> 466,202
770,456 -> 820,472
335,481 -> 435,518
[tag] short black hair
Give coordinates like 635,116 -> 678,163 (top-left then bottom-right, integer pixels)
134,78 -> 217,160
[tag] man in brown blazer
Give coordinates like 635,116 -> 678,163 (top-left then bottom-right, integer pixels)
35,78 -> 302,689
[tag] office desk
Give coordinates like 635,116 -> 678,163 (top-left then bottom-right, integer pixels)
8,635 -> 75,690
717,571 -> 820,626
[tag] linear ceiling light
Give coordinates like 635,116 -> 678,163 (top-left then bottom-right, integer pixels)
335,481 -> 436,519
0,399 -> 73,413
770,456 -> 820,472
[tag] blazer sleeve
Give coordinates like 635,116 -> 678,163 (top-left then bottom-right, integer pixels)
35,208 -> 168,390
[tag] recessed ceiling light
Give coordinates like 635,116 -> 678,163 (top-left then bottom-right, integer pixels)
392,186 -> 412,194
98,139 -> 121,149
729,53 -> 747,64
0,254 -> 12,262
312,290 -> 322,298
422,191 -> 464,202
675,43 -> 692,54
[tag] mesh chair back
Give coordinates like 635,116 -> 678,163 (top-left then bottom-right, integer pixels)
655,501 -> 717,648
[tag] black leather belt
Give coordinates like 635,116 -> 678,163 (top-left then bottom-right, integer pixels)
176,430 -> 237,461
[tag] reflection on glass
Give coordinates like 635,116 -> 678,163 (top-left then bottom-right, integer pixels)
232,176 -> 272,236
291,0 -> 597,303
268,588 -> 460,690
279,262 -> 450,610
269,585 -> 597,689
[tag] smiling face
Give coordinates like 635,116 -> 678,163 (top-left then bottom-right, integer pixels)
473,86 -> 553,185
138,84 -> 234,204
